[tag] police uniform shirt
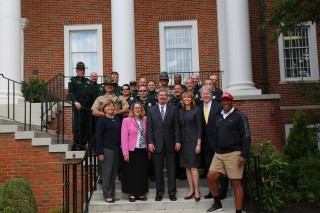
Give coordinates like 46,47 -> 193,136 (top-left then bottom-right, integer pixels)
136,97 -> 157,113
91,93 -> 129,112
168,97 -> 182,110
68,76 -> 92,108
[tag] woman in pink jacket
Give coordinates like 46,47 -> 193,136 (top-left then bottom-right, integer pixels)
121,102 -> 149,202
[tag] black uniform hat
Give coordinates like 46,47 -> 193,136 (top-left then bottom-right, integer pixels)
76,62 -> 85,70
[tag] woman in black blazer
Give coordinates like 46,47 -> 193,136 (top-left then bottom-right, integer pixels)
179,91 -> 202,201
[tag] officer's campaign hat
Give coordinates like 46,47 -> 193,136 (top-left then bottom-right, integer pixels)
159,71 -> 169,80
76,61 -> 85,70
103,76 -> 117,85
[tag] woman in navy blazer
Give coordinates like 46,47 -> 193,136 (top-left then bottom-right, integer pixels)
121,102 -> 149,202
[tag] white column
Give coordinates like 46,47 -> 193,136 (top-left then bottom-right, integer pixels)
0,0 -> 22,103
217,0 -> 228,92
111,0 -> 136,85
225,0 -> 261,95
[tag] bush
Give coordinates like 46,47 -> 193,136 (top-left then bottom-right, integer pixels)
21,78 -> 46,102
252,141 -> 289,213
49,208 -> 63,213
0,178 -> 38,213
286,155 -> 320,203
284,109 -> 317,160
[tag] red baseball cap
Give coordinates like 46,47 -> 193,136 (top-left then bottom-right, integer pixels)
221,92 -> 233,100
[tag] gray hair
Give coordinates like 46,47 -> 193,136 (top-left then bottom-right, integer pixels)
158,88 -> 168,96
199,85 -> 213,95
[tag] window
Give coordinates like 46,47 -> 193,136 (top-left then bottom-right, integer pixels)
278,22 -> 319,82
64,24 -> 103,85
159,20 -> 199,76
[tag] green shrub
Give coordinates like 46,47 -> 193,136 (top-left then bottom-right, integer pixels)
49,208 -> 63,213
21,78 -> 46,103
252,141 -> 289,213
286,155 -> 320,202
0,178 -> 38,213
284,109 -> 317,160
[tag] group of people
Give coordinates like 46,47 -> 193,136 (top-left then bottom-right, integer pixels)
68,61 -> 251,213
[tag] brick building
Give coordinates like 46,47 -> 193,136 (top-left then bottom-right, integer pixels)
1,0 -> 319,147
1,0 -> 319,211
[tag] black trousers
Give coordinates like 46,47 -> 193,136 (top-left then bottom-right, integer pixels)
73,107 -> 91,147
152,143 -> 176,197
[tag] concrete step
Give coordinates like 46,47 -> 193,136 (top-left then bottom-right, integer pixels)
104,209 -> 236,213
88,196 -> 235,212
92,185 -> 233,200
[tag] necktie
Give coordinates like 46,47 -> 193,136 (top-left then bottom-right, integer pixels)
161,106 -> 165,121
204,104 -> 209,124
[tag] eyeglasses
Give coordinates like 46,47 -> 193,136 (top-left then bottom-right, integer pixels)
139,90 -> 147,92
122,88 -> 130,91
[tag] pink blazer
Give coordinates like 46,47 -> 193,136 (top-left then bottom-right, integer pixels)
121,117 -> 147,156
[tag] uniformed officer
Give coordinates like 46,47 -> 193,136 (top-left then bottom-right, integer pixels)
68,61 -> 93,151
89,72 -> 103,137
129,80 -> 138,99
156,71 -> 174,99
147,80 -> 158,102
168,84 -> 183,110
168,83 -> 186,180
91,76 -> 129,118
136,85 -> 157,114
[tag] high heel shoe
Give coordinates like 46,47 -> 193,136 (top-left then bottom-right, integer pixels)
195,192 -> 201,201
195,196 -> 201,201
184,192 -> 195,200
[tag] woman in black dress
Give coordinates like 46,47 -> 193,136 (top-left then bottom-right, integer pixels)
96,100 -> 121,203
179,91 -> 202,201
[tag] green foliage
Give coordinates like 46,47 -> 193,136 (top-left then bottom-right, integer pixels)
293,80 -> 320,104
261,0 -> 320,40
49,208 -> 63,213
0,178 -> 38,213
21,78 -> 46,103
286,155 -> 320,202
284,109 -> 317,160
252,141 -> 289,212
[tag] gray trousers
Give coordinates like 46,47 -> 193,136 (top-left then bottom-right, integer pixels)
101,147 -> 119,199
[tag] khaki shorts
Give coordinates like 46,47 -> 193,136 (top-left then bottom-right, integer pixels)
209,151 -> 244,179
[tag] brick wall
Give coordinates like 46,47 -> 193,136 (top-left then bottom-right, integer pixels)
234,97 -> 285,150
0,134 -> 71,213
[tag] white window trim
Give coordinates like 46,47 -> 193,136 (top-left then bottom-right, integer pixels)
159,20 -> 200,73
278,22 -> 319,82
64,24 -> 103,87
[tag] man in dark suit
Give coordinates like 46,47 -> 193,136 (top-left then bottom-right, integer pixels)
147,88 -> 181,201
199,85 -> 229,200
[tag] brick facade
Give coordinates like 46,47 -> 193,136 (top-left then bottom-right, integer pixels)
0,134 -> 70,212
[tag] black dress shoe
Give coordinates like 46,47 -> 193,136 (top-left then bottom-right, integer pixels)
169,195 -> 177,201
155,195 -> 162,201
204,193 -> 213,199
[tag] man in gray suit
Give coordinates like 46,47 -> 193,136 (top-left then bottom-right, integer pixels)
147,88 -> 181,201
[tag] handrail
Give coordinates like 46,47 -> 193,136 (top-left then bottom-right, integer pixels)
62,107 -> 97,213
0,74 -> 32,131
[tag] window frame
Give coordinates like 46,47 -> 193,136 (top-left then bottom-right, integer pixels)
159,20 -> 199,74
64,24 -> 103,86
278,22 -> 319,82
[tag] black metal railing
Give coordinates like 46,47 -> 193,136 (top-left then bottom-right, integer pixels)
243,155 -> 264,212
0,74 -> 34,131
62,107 -> 97,213
41,73 -> 67,143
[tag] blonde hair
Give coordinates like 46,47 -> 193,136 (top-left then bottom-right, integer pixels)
128,102 -> 146,118
101,100 -> 115,113
181,91 -> 196,110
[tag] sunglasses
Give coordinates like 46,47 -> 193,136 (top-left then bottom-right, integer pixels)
139,90 -> 147,92
122,88 -> 130,91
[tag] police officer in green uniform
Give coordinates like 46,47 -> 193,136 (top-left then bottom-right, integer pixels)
156,71 -> 174,99
68,62 -> 93,151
